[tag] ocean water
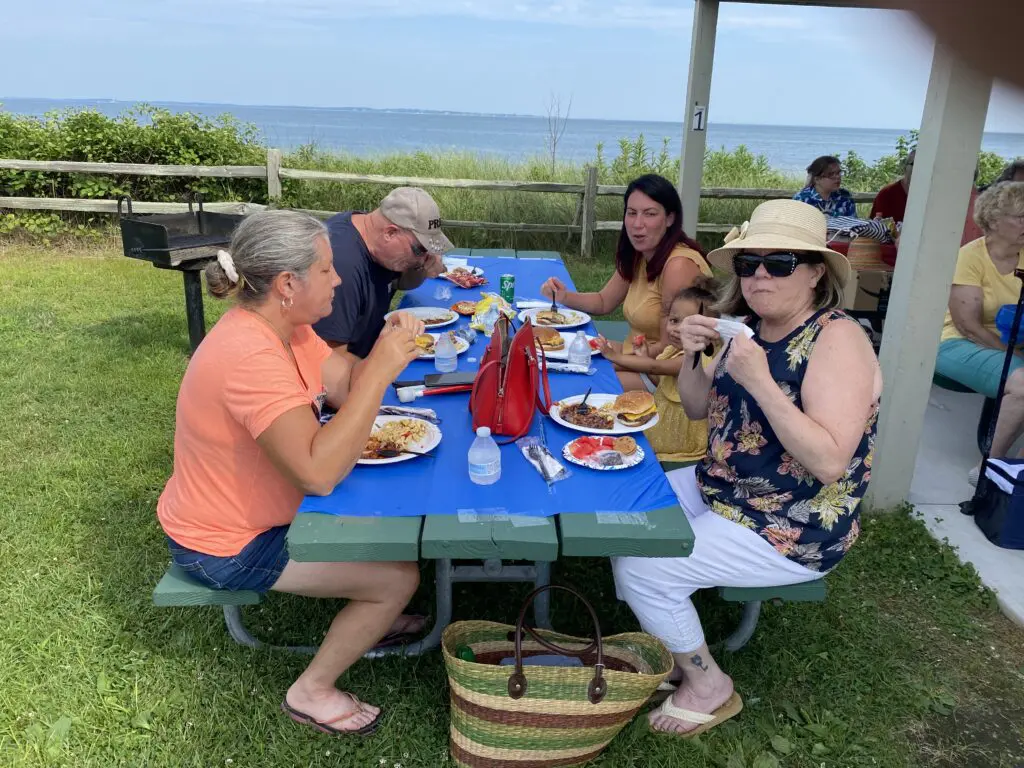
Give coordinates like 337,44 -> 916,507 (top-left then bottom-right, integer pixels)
3,97 -> 1023,173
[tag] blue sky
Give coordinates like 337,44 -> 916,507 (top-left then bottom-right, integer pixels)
5,0 -> 1024,131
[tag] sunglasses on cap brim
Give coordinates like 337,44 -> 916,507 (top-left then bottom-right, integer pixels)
732,251 -> 824,278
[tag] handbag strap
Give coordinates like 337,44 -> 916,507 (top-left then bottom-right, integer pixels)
507,585 -> 606,705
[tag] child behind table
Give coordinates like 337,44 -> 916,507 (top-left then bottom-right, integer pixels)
645,280 -> 719,463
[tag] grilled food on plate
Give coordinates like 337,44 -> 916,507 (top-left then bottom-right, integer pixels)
415,334 -> 437,355
559,403 -> 614,430
451,300 -> 477,316
611,391 -> 657,428
533,326 -> 565,352
535,308 -> 569,326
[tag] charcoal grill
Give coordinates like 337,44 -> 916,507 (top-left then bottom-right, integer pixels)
118,194 -> 244,353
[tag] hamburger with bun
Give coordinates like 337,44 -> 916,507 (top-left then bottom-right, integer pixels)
612,391 -> 657,428
534,326 -> 565,352
415,334 -> 436,354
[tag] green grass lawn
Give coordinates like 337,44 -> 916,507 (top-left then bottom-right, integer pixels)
2,241 -> 1024,768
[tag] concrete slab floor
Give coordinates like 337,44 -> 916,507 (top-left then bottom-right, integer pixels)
910,385 -> 1024,628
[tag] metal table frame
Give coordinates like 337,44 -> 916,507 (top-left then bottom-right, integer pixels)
215,558 -> 553,657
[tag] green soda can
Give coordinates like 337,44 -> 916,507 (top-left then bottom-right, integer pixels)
500,274 -> 515,305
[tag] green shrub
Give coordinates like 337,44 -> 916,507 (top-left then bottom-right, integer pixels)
0,105 -> 1012,256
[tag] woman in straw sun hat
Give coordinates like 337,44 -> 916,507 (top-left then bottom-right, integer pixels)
613,199 -> 881,737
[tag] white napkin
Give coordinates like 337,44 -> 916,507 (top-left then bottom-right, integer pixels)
516,300 -> 550,310
716,318 -> 754,340
442,256 -> 468,270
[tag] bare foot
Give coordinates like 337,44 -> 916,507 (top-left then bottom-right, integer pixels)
285,683 -> 379,732
649,675 -> 734,734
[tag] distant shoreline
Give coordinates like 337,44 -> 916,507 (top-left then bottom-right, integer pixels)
0,96 -> 924,134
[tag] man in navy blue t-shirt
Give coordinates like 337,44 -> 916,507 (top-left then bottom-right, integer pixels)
313,187 -> 453,359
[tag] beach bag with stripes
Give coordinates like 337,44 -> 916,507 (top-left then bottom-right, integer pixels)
441,585 -> 673,768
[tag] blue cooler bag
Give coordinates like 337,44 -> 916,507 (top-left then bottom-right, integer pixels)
971,458 -> 1024,549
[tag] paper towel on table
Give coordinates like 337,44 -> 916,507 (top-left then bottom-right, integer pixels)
443,256 -> 468,270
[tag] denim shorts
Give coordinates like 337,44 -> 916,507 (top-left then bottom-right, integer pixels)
167,525 -> 290,593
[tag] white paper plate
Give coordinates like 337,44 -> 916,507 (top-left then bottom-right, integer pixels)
518,307 -> 592,330
415,332 -> 471,360
385,306 -> 458,329
549,393 -> 660,435
535,332 -> 602,361
562,437 -> 645,471
357,415 -> 442,465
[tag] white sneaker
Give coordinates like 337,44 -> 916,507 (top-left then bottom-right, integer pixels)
968,464 -> 980,487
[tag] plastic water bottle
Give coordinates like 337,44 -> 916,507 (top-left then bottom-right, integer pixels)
468,426 -> 501,485
567,330 -> 592,369
434,333 -> 458,373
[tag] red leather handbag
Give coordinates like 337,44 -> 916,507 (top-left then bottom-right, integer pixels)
470,315 -> 551,441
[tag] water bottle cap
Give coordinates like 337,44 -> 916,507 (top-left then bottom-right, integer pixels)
476,426 -> 491,437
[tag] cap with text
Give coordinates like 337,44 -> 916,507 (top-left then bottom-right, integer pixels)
380,187 -> 454,254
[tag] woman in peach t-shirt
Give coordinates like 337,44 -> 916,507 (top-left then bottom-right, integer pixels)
157,210 -> 424,735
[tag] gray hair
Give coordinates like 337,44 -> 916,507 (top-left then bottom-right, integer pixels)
994,158 -> 1024,185
713,259 -> 845,318
205,209 -> 328,302
973,181 -> 1024,236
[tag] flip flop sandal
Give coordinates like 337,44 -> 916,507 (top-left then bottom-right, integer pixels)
650,692 -> 744,738
371,614 -> 428,650
281,696 -> 382,736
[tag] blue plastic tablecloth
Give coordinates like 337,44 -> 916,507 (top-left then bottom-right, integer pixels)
298,256 -> 679,518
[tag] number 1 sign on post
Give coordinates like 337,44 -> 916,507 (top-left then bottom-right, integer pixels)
692,104 -> 707,132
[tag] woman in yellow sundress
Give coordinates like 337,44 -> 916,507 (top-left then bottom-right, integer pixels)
539,173 -> 713,391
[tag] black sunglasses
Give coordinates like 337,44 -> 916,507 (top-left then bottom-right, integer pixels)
733,251 -> 824,278
408,237 -> 428,258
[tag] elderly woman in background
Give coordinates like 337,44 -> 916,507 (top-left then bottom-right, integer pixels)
157,210 -> 425,736
793,155 -> 857,218
540,173 -> 713,391
935,182 -> 1024,484
613,200 -> 881,737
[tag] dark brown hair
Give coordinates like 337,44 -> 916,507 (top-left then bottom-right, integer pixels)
615,174 -> 706,284
805,155 -> 841,187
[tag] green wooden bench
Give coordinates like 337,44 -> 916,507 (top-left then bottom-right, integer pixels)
593,320 -> 630,342
153,565 -> 318,653
717,580 -> 826,651
932,372 -> 995,453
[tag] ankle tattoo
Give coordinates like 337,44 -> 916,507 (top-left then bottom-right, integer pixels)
690,654 -> 709,672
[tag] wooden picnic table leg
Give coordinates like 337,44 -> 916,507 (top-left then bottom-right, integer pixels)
362,558 -> 453,658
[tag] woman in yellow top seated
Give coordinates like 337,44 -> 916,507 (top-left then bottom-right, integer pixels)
540,173 -> 713,391
935,182 -> 1024,481
598,280 -> 718,462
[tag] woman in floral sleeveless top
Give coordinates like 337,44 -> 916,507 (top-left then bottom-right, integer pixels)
614,200 -> 882,737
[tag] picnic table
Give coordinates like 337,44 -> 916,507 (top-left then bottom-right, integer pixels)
286,248 -> 695,655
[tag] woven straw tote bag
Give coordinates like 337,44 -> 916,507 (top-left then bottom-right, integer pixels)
442,585 -> 673,768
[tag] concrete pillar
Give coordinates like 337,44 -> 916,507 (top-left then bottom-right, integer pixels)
677,0 -> 719,239
866,42 -> 992,510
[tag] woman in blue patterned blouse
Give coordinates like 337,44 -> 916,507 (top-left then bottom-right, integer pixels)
613,200 -> 881,737
792,155 -> 857,218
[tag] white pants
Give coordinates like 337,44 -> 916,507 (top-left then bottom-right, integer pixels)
612,466 -> 821,654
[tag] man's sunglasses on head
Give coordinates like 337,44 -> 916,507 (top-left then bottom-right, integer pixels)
733,251 -> 824,278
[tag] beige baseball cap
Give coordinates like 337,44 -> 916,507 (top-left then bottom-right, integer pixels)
380,187 -> 455,254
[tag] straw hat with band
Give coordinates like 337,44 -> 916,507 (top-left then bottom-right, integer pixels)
707,199 -> 851,287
